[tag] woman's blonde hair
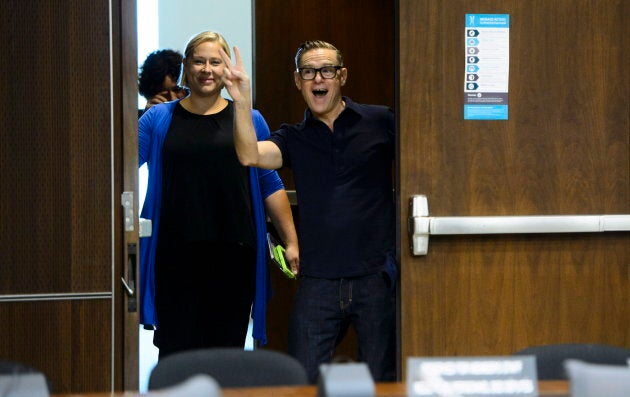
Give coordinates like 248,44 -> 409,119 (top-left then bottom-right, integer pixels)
180,30 -> 231,88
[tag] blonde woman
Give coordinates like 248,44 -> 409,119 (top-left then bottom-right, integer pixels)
138,31 -> 298,358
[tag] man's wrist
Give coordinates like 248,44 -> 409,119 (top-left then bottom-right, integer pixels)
233,98 -> 252,109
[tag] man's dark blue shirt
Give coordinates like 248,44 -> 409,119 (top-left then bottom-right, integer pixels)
269,97 -> 395,278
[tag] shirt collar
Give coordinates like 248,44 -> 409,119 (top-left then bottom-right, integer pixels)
303,96 -> 361,125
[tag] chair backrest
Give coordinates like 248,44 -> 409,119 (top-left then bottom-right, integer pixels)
148,348 -> 309,390
513,343 -> 630,380
565,359 -> 630,397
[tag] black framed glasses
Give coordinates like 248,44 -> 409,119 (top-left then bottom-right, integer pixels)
297,66 -> 342,80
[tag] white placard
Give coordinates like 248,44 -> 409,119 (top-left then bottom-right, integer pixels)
407,356 -> 538,397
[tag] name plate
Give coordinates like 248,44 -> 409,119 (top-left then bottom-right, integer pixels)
407,356 -> 537,397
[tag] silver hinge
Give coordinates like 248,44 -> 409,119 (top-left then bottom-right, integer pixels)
121,191 -> 134,232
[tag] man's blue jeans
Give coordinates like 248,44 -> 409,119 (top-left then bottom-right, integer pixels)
288,272 -> 397,383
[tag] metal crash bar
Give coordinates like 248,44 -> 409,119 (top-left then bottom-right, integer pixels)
410,195 -> 630,256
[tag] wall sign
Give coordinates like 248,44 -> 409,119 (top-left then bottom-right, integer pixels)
464,14 -> 510,120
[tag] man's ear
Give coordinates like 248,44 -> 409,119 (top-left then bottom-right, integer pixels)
294,71 -> 302,90
340,68 -> 348,86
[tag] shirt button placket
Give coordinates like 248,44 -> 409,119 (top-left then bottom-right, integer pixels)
333,128 -> 344,173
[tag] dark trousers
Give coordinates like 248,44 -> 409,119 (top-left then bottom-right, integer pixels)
153,241 -> 255,359
288,273 -> 397,383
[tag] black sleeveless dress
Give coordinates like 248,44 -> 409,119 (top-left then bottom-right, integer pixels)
153,101 -> 256,358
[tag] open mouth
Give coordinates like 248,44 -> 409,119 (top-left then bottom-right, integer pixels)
312,89 -> 328,97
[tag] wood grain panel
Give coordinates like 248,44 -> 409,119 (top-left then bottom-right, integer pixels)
112,0 -> 140,390
0,0 -> 111,294
255,0 -> 395,189
254,0 -> 395,357
514,234 -> 630,347
0,299 -> 111,393
0,0 -> 123,393
398,0 -> 629,374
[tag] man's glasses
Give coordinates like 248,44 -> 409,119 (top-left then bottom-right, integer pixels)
297,66 -> 342,80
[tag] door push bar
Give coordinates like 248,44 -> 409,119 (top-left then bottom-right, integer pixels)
410,195 -> 630,256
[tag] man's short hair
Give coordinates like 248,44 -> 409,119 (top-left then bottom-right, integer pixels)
138,49 -> 183,99
294,40 -> 344,69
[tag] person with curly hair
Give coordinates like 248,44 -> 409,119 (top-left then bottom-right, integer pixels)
138,49 -> 188,115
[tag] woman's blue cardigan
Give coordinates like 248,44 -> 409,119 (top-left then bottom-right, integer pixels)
138,99 -> 281,345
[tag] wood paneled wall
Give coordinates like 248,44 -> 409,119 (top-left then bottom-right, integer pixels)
254,0 -> 395,355
0,1 -> 112,295
254,0 -> 396,188
0,0 -> 123,392
0,300 -> 111,391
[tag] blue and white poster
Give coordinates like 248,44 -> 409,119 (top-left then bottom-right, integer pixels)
464,14 -> 510,120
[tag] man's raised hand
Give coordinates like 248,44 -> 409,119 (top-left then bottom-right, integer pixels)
220,46 -> 251,105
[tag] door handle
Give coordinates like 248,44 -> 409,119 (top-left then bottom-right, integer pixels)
121,277 -> 134,296
121,243 -> 137,312
121,191 -> 138,311
410,195 -> 630,255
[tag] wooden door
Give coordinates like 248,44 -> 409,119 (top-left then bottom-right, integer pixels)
0,0 -> 139,392
119,0 -> 141,391
397,0 -> 629,377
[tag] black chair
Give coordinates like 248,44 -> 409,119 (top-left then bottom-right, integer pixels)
0,360 -> 39,374
513,343 -> 630,380
148,348 -> 309,390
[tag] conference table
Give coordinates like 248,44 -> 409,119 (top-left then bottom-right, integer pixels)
53,380 -> 570,397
